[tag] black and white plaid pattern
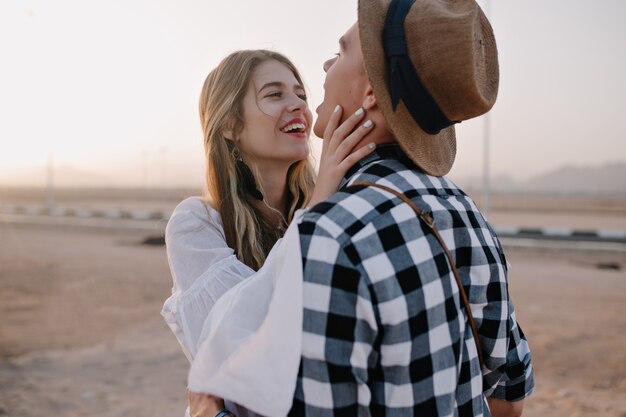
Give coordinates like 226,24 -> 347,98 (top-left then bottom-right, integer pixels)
289,145 -> 533,416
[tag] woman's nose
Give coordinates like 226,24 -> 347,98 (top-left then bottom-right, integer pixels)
287,94 -> 306,113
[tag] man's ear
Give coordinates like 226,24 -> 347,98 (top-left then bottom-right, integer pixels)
362,84 -> 378,111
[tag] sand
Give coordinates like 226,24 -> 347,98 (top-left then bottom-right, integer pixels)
1,192 -> 625,417
0,222 -> 187,417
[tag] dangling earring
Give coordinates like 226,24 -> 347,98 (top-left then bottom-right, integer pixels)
232,146 -> 243,162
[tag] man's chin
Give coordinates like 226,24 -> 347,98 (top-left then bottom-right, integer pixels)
312,118 -> 325,138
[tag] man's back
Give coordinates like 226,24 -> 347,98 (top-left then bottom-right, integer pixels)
290,146 -> 533,416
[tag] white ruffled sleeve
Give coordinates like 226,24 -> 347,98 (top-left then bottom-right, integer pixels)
161,197 -> 255,360
187,215 -> 305,417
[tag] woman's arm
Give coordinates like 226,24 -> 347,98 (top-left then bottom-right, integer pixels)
179,106 -> 377,416
162,197 -> 256,359
164,105 -> 376,359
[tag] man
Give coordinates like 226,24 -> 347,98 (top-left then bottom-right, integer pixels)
289,0 -> 534,416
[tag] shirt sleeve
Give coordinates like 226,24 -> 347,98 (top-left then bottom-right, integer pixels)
161,198 -> 255,360
490,298 -> 535,401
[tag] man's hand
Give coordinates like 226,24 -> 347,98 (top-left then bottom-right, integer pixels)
488,397 -> 524,417
187,388 -> 225,417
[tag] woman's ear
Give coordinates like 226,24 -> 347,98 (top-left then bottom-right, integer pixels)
223,120 -> 237,141
362,84 -> 378,111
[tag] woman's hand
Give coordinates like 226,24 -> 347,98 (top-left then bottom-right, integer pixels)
308,105 -> 376,207
487,397 -> 525,417
187,388 -> 225,417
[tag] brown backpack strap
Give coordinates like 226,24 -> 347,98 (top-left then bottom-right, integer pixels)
350,181 -> 484,368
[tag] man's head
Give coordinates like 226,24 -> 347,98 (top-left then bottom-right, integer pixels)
313,23 -> 391,146
317,0 -> 499,176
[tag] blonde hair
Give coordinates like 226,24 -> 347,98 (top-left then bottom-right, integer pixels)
199,50 -> 315,270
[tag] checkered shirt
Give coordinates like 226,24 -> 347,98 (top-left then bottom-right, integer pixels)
289,145 -> 534,417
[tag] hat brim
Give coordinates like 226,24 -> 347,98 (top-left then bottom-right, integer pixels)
358,0 -> 456,176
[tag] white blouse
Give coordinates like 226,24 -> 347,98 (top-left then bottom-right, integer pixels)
162,197 -> 256,361
162,197 -> 305,417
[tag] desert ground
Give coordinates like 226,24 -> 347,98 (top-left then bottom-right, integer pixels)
0,188 -> 625,417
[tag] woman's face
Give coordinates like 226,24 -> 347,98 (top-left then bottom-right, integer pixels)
235,60 -> 312,170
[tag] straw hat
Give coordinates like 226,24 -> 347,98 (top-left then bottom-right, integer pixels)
358,0 -> 499,176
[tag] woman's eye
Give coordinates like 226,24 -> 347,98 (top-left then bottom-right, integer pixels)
266,91 -> 282,98
297,94 -> 308,100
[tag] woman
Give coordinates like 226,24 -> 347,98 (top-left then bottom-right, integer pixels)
162,50 -> 375,417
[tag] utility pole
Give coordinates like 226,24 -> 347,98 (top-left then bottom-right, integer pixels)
141,150 -> 148,189
46,151 -> 55,211
160,146 -> 167,188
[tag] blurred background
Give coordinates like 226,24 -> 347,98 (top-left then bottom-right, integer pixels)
1,1 -> 625,416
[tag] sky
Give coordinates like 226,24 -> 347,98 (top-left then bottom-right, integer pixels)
1,0 -> 625,188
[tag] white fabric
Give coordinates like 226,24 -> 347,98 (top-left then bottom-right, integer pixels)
162,197 -> 304,417
162,197 -> 257,360
188,217 -> 303,417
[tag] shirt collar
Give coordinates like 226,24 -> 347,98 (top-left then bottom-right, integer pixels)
340,143 -> 414,187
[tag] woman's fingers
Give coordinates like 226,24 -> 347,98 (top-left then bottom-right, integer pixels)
322,105 -> 343,139
330,107 -> 367,141
334,118 -> 375,160
321,104 -> 343,154
324,106 -> 366,152
338,142 -> 376,171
